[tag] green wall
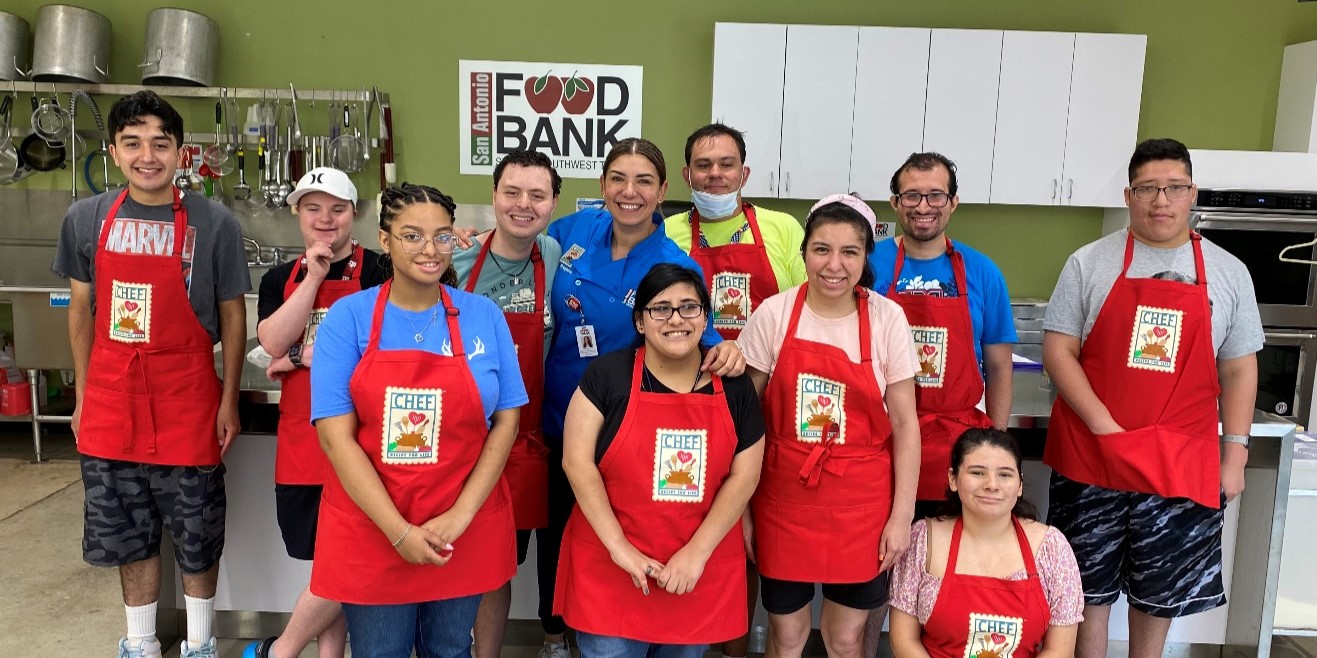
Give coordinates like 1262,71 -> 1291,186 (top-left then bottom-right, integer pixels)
7,0 -> 1317,297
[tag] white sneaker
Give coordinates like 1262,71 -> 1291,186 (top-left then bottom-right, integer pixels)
539,639 -> 570,658
115,637 -> 162,658
179,637 -> 219,658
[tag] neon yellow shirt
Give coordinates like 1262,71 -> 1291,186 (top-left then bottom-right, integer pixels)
663,204 -> 807,293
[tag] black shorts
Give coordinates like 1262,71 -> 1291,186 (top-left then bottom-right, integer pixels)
275,484 -> 323,561
80,456 -> 226,574
517,528 -> 532,566
759,572 -> 889,615
1047,472 -> 1226,618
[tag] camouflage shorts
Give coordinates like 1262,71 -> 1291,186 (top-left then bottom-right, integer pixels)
1047,471 -> 1225,618
80,456 -> 226,574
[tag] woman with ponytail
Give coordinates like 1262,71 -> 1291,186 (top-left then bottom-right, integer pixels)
308,183 -> 527,657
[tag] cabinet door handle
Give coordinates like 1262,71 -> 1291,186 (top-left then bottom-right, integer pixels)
768,171 -> 775,195
1051,179 -> 1058,200
1066,179 -> 1074,201
785,172 -> 791,196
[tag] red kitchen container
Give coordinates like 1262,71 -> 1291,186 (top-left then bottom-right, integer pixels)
1,382 -> 32,416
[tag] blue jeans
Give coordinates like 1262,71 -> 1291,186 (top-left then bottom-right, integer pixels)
341,594 -> 482,658
576,631 -> 708,658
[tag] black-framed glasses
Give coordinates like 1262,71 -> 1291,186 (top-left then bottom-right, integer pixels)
643,302 -> 706,321
896,191 -> 951,208
391,231 -> 458,254
1129,184 -> 1193,202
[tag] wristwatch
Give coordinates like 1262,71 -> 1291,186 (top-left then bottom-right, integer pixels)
288,344 -> 303,368
1222,433 -> 1250,449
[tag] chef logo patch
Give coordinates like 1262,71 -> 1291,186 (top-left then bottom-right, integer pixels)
109,280 -> 152,343
964,613 -> 1024,658
653,428 -> 707,503
1128,305 -> 1183,373
911,325 -> 948,388
712,272 -> 751,330
796,374 -> 845,444
382,387 -> 441,464
302,307 -> 329,346
559,243 -> 585,272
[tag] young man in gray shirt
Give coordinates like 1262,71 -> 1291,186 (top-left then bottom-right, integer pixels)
1042,138 -> 1263,658
52,90 -> 249,658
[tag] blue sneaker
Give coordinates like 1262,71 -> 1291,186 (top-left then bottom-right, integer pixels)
243,636 -> 278,658
179,637 -> 218,658
115,637 -> 162,658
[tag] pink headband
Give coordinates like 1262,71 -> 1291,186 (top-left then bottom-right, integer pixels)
811,193 -> 878,236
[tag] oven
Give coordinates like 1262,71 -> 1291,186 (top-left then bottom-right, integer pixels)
1193,188 -> 1317,426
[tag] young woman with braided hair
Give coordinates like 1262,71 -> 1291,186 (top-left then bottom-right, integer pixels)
308,183 -> 527,657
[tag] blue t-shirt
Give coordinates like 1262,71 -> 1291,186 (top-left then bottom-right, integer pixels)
544,207 -> 722,439
868,238 -> 1017,368
310,285 -> 529,425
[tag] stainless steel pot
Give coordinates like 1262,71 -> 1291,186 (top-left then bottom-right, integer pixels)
139,8 -> 218,87
0,12 -> 30,82
31,5 -> 111,84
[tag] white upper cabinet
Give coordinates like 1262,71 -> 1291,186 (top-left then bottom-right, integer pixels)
850,27 -> 932,201
923,29 -> 1004,204
990,32 -> 1075,205
712,23 -> 788,198
1062,33 -> 1147,207
779,25 -> 860,200
710,23 -> 1145,207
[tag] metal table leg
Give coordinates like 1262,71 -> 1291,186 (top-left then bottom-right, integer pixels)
27,368 -> 41,462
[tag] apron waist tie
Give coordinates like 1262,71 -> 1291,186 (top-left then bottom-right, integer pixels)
798,442 -> 833,487
919,407 -> 992,431
129,350 -> 159,455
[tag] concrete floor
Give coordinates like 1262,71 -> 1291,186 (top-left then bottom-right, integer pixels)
3,430 -> 1317,658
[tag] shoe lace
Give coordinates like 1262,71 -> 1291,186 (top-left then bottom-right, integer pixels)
179,640 -> 216,658
117,640 -> 153,658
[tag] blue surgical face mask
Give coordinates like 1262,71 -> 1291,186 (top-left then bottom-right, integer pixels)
688,174 -> 742,219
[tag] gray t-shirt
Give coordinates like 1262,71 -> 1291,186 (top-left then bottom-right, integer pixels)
1044,229 -> 1264,360
51,190 -> 251,343
451,232 -> 562,359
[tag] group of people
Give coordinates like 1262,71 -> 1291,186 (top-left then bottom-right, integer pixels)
56,90 -> 1263,658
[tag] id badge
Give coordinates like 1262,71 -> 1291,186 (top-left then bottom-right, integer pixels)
575,324 -> 599,358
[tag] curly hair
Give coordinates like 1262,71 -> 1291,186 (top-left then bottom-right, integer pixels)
378,183 -> 459,286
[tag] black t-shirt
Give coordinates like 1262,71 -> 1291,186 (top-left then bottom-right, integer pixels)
578,349 -> 765,464
257,249 -> 388,321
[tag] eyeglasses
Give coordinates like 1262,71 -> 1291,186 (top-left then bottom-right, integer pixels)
643,302 -> 706,321
896,191 -> 951,208
391,231 -> 458,254
1130,184 -> 1193,202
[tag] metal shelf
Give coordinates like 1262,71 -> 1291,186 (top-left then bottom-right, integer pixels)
3,80 -> 384,103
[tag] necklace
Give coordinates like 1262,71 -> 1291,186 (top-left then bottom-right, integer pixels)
401,307 -> 439,343
641,361 -> 703,393
488,249 -> 532,286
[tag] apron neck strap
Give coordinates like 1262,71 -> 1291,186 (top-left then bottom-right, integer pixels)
946,515 -> 1038,578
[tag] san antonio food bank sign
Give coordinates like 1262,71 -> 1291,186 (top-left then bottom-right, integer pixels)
459,60 -> 644,178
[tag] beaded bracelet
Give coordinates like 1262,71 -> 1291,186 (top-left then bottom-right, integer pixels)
392,524 -> 413,548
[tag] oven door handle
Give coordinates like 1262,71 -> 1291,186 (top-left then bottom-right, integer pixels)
1193,211 -> 1317,228
1264,331 -> 1317,342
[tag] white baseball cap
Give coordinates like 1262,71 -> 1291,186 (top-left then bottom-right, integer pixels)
287,167 -> 358,207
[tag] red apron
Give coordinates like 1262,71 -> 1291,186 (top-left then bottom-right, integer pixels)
688,203 -> 779,340
462,232 -> 549,529
275,243 -> 365,485
555,347 -> 746,643
887,238 -> 993,501
752,285 -> 894,583
921,517 -> 1050,658
1044,232 -> 1221,509
311,281 -> 517,604
78,188 -> 222,466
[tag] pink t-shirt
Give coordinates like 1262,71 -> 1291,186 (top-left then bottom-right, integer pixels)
739,286 -> 919,394
889,519 -> 1085,627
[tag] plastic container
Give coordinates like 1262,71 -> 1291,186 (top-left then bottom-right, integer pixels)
1,381 -> 31,416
